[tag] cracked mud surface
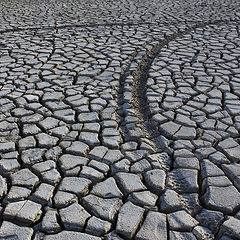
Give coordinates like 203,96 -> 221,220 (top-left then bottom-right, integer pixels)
0,0 -> 240,239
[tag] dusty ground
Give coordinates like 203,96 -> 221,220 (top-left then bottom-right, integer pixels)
0,0 -> 240,239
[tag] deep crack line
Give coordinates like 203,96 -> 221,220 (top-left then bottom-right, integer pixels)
0,21 -> 154,34
1,19 -> 240,35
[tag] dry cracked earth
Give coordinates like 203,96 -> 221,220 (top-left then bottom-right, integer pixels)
0,0 -> 240,239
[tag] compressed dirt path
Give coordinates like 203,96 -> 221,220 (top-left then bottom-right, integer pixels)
0,0 -> 240,239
